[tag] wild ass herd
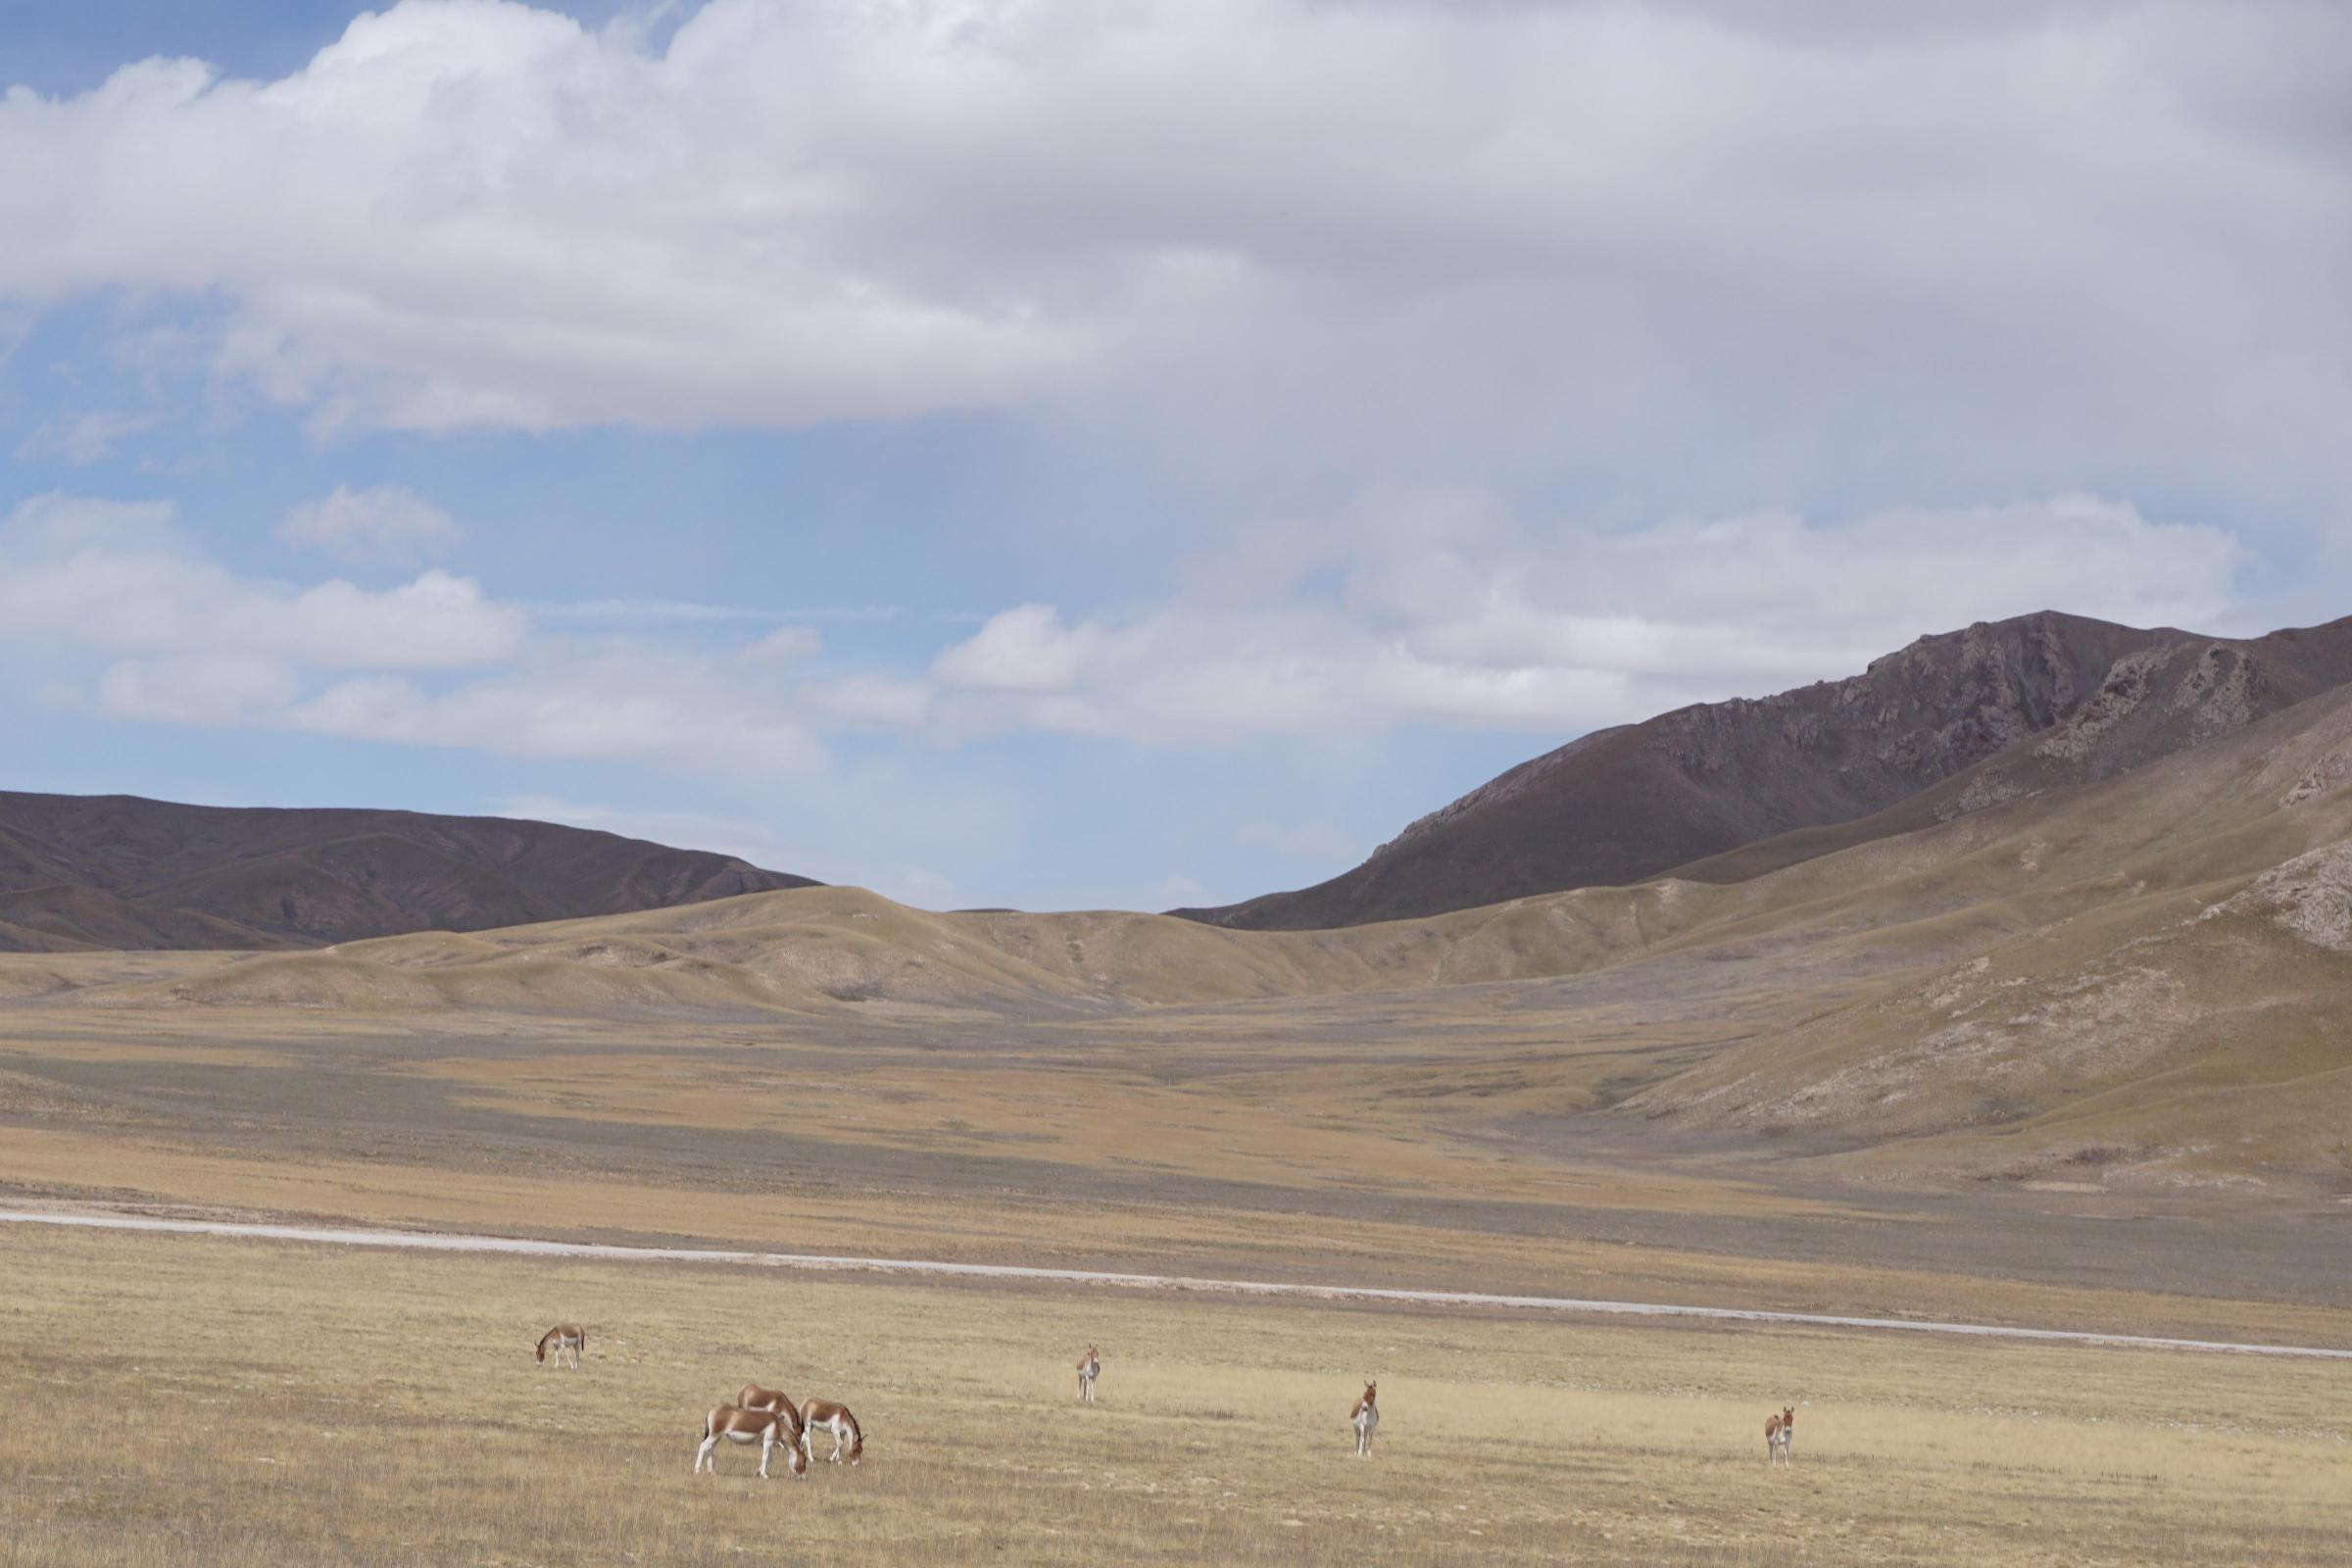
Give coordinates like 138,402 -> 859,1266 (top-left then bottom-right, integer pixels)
539,1324 -> 1801,1474
695,1384 -> 865,1480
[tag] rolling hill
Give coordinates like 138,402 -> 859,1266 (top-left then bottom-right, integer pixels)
34,640 -> 2352,1194
1176,611 -> 2352,930
0,791 -> 817,952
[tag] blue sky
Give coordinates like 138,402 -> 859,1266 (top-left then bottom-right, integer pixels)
3,1 -> 2348,909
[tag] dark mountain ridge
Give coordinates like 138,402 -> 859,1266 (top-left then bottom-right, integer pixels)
1177,610 -> 2352,930
0,791 -> 817,952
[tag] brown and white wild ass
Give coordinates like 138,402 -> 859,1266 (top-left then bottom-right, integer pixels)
1765,1406 -> 1795,1465
737,1383 -> 801,1430
799,1398 -> 864,1466
535,1324 -> 584,1369
694,1403 -> 808,1479
1075,1346 -> 1101,1402
1350,1381 -> 1379,1456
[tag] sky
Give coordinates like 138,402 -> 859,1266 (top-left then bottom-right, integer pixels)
2,1 -> 2348,911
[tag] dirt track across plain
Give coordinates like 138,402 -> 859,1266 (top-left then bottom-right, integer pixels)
8,1204 -> 2347,1360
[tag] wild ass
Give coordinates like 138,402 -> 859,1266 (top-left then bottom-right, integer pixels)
737,1383 -> 801,1431
799,1398 -> 864,1466
535,1324 -> 584,1369
694,1403 -> 808,1480
1075,1346 -> 1101,1402
1765,1406 -> 1795,1465
1350,1381 -> 1380,1456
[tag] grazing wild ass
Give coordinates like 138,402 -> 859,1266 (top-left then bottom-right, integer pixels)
1350,1381 -> 1380,1456
799,1398 -> 864,1466
736,1384 -> 801,1429
1766,1406 -> 1795,1465
1076,1346 -> 1101,1402
694,1403 -> 808,1479
535,1324 -> 584,1369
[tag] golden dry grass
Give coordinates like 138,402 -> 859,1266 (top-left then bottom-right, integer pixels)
4,1225 -> 2348,1567
5,982 -> 2350,1347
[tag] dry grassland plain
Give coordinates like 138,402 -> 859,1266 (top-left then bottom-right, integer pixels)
3,968 -> 2347,1348
5,1225 -> 2349,1568
9,778 -> 2352,1568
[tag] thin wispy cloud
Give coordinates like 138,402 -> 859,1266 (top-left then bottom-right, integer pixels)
16,411 -> 155,466
280,483 -> 461,565
536,600 -> 905,626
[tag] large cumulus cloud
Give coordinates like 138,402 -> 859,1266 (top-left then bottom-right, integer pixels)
0,0 -> 2342,514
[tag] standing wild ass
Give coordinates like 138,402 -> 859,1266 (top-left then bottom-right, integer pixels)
1765,1406 -> 1795,1465
1350,1381 -> 1380,1456
1075,1346 -> 1101,1402
535,1324 -> 584,1369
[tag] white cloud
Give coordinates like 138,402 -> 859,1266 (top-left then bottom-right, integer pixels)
0,0 -> 2339,514
0,487 -> 2247,787
0,493 -> 524,669
15,411 -> 155,466
97,652 -> 302,725
741,625 -> 824,663
279,482 -> 461,564
1,491 -> 188,555
536,600 -> 905,627
284,654 -> 826,774
930,603 -> 1087,692
912,492 -> 2243,743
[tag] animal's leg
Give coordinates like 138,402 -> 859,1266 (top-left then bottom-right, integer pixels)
695,1436 -> 716,1474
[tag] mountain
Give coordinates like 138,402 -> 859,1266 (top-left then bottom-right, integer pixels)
0,791 -> 817,952
33,670 -> 2352,1190
1177,611 -> 2352,930
1612,671 -> 2352,1189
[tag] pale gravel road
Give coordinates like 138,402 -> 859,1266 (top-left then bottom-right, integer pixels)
6,1206 -> 2348,1360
